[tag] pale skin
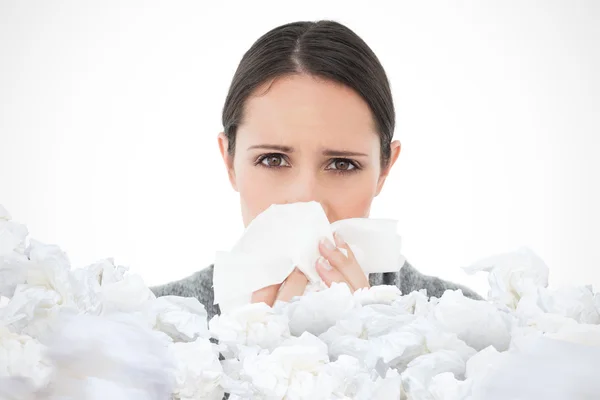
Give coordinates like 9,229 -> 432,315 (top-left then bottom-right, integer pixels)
218,73 -> 401,306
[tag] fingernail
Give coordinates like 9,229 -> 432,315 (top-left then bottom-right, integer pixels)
317,256 -> 332,271
320,237 -> 335,251
333,231 -> 345,247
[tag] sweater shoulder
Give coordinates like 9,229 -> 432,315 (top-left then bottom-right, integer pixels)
370,260 -> 483,300
401,260 -> 483,300
150,265 -> 221,320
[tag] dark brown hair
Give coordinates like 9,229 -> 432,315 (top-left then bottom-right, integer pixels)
221,20 -> 395,166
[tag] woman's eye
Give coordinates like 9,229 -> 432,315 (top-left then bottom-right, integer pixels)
327,159 -> 356,171
260,154 -> 289,167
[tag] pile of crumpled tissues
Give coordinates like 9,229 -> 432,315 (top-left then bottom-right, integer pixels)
1,204 -> 600,400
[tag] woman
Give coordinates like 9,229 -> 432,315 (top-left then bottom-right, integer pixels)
151,20 -> 481,321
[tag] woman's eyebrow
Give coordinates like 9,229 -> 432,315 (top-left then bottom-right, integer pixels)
322,149 -> 369,157
247,144 -> 294,152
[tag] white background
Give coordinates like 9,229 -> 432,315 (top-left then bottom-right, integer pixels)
1,1 -> 599,295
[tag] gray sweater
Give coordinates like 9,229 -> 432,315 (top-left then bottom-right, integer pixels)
151,260 -> 483,321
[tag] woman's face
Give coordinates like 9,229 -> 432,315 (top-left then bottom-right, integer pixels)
218,74 -> 401,227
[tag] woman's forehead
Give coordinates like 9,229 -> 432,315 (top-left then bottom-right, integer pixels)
239,75 -> 378,149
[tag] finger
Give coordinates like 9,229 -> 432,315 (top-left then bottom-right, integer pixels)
319,235 -> 368,290
334,232 -> 366,288
315,256 -> 354,290
251,283 -> 281,306
276,267 -> 308,302
333,231 -> 357,261
318,236 -> 349,268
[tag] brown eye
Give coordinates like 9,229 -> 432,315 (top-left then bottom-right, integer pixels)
334,160 -> 350,170
259,154 -> 289,168
327,158 -> 356,171
267,156 -> 281,166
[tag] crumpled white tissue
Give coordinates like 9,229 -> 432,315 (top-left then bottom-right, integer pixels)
171,338 -> 224,400
0,205 -> 30,298
209,301 -> 291,358
471,336 -> 600,399
38,312 -> 176,400
150,295 -> 210,342
0,205 -> 225,399
462,246 -> 549,309
213,201 -> 406,312
432,289 -> 514,351
0,326 -> 52,390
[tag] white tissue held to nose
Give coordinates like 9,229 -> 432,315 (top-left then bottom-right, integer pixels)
212,201 -> 406,312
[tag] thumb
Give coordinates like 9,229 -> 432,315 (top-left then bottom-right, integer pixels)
277,267 -> 308,302
251,283 -> 281,307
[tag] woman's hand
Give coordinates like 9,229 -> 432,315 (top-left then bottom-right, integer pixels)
251,267 -> 308,307
251,231 -> 369,306
316,232 -> 370,292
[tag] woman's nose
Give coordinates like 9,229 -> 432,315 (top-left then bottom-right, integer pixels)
282,174 -> 334,221
283,172 -> 320,204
